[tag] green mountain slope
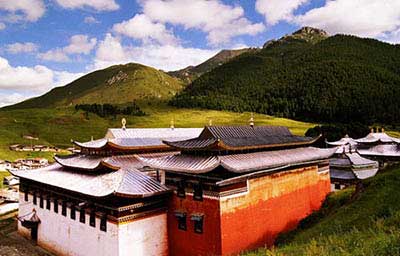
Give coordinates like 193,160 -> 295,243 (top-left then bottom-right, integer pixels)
6,63 -> 184,109
169,48 -> 255,83
171,28 -> 400,124
245,166 -> 400,256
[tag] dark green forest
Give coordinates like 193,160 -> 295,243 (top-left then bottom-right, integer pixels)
171,35 -> 400,125
75,102 -> 145,118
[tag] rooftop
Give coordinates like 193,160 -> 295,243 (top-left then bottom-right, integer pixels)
163,126 -> 320,152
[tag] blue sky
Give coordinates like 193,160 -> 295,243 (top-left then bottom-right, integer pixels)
0,0 -> 399,106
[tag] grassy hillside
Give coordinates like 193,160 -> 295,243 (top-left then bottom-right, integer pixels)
169,48 -> 255,83
244,166 -> 400,256
171,28 -> 400,125
0,105 -> 314,161
6,63 -> 184,109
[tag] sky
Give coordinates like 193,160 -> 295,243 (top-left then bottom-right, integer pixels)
0,0 -> 399,107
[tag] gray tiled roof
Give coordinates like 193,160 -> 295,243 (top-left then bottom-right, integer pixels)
164,125 -> 319,151
10,164 -> 170,198
139,147 -> 336,174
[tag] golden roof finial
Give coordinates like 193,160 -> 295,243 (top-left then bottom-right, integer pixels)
382,127 -> 385,133
209,119 -> 213,126
249,112 -> 254,127
170,119 -> 175,130
121,118 -> 126,130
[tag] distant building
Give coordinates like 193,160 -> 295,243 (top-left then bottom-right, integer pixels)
11,125 -> 335,256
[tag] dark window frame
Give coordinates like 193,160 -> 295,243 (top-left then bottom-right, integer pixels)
33,193 -> 37,205
193,182 -> 203,201
70,204 -> 76,220
62,201 -> 67,216
39,194 -> 44,208
24,191 -> 28,202
100,214 -> 107,232
89,210 -> 96,227
175,212 -> 187,231
177,179 -> 186,198
54,199 -> 58,213
80,208 -> 85,223
46,197 -> 51,210
334,183 -> 341,190
191,215 -> 204,234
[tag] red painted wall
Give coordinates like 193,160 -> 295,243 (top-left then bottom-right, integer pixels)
220,179 -> 330,255
167,194 -> 222,256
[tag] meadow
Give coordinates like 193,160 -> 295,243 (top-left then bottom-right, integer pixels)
0,105 -> 315,161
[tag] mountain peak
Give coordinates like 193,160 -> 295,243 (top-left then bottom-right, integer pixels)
292,27 -> 328,37
263,27 -> 329,48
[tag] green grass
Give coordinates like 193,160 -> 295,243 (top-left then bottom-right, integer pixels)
0,171 -> 10,189
243,166 -> 400,256
0,105 -> 315,161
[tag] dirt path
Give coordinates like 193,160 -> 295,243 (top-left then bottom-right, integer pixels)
0,212 -> 53,256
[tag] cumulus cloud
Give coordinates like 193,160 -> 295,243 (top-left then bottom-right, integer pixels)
38,34 -> 97,62
139,0 -> 265,45
0,56 -> 84,106
93,33 -> 218,71
255,0 -> 309,25
84,16 -> 100,24
64,35 -> 97,55
55,0 -> 119,11
113,14 -> 178,45
0,23 -> 5,30
37,48 -> 70,62
0,0 -> 45,22
294,0 -> 400,39
6,42 -> 38,54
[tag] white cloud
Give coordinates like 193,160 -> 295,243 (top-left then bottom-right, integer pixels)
93,33 -> 218,71
113,14 -> 178,45
38,48 -> 70,62
64,34 -> 97,54
84,16 -> 100,24
0,56 -> 84,106
0,23 -> 5,30
6,42 -> 38,54
383,28 -> 400,44
294,0 -> 400,38
255,0 -> 309,25
55,0 -> 119,11
38,34 -> 97,62
139,0 -> 265,45
0,0 -> 45,22
0,92 -> 28,107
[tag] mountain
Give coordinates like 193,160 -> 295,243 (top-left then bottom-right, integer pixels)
169,48 -> 255,83
171,27 -> 400,125
5,63 -> 184,109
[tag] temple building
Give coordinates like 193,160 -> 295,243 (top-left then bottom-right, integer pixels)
11,124 -> 336,256
329,150 -> 379,190
327,129 -> 400,167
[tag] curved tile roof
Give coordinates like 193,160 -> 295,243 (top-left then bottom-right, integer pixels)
355,132 -> 400,144
329,152 -> 379,181
164,125 -> 320,151
10,164 -> 170,198
139,147 -> 336,174
326,135 -> 357,146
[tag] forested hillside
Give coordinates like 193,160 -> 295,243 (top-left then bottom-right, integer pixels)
171,30 -> 400,125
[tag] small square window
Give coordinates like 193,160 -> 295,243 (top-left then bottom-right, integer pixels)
193,182 -> 203,201
100,214 -> 107,232
80,209 -> 85,223
177,180 -> 186,198
70,205 -> 76,220
62,201 -> 67,216
191,215 -> 204,234
90,210 -> 96,227
175,212 -> 186,231
54,199 -> 58,213
334,183 -> 341,190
